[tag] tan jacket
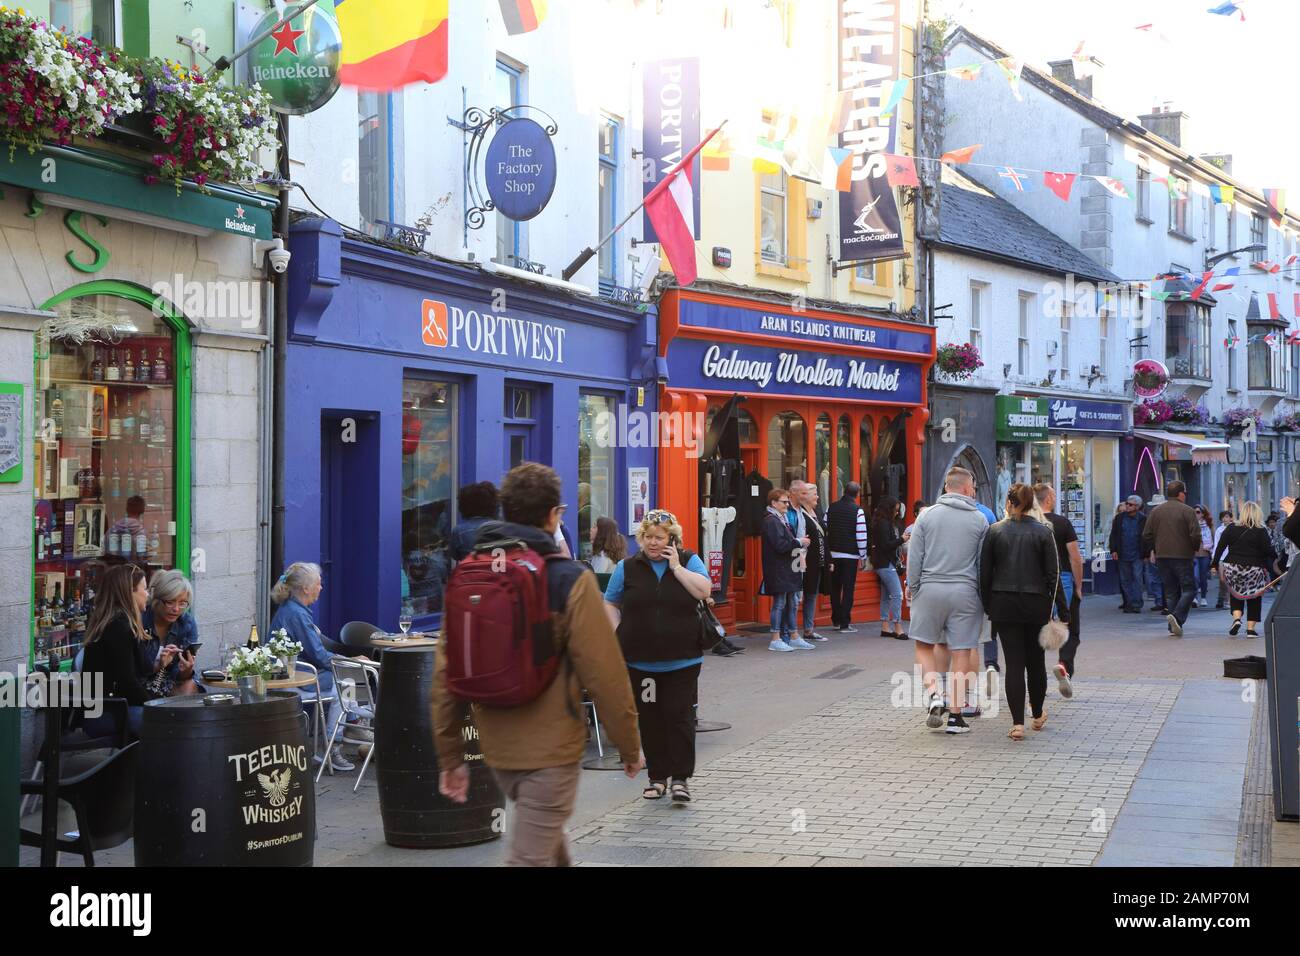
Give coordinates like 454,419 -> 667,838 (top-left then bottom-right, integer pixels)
1142,498 -> 1201,559
431,571 -> 640,771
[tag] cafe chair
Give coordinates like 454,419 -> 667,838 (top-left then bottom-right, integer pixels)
322,632 -> 352,656
317,658 -> 380,790
341,620 -> 385,659
295,661 -> 338,760
20,741 -> 140,867
582,690 -> 606,758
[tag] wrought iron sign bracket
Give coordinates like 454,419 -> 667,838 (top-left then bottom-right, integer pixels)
453,104 -> 559,241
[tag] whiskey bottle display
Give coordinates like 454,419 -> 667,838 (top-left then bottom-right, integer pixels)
138,400 -> 151,442
36,516 -> 46,560
109,395 -> 122,441
151,401 -> 167,446
124,349 -> 135,381
149,521 -> 160,555
137,347 -> 151,383
122,395 -> 136,442
75,509 -> 90,552
50,392 -> 64,438
135,523 -> 148,557
153,347 -> 168,382
110,456 -> 121,499
49,511 -> 62,557
105,349 -> 120,382
125,452 -> 136,498
90,348 -> 103,383
107,522 -> 120,557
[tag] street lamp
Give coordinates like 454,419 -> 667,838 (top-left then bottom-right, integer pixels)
1205,243 -> 1266,269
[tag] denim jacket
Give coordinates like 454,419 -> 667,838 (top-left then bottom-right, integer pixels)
270,598 -> 335,672
141,608 -> 199,679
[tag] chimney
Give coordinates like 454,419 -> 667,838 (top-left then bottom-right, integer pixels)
1199,153 -> 1232,175
1138,104 -> 1190,148
1048,56 -> 1103,99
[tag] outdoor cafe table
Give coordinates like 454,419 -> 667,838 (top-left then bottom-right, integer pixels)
371,634 -> 438,650
204,668 -> 317,690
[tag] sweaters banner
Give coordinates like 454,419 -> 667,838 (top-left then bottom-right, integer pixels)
836,0 -> 905,263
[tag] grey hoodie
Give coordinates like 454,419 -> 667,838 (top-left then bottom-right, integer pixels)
907,493 -> 988,590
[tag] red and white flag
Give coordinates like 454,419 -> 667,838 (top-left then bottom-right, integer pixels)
645,125 -> 723,287
1044,171 -> 1077,202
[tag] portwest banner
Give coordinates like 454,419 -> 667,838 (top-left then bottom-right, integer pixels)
642,58 -> 701,242
837,0 -> 905,263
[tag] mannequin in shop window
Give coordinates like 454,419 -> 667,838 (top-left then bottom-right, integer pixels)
995,449 -> 1014,520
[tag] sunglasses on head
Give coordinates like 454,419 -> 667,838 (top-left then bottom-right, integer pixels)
644,510 -> 678,526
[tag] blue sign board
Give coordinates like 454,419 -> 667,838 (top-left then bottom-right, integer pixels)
1047,397 -> 1128,432
642,57 -> 701,242
667,337 -> 923,404
678,299 -> 931,356
485,118 -> 557,221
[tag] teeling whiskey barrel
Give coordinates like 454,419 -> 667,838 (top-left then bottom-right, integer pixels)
134,692 -> 315,866
375,645 -> 503,848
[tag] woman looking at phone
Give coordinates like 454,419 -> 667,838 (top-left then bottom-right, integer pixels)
603,510 -> 713,804
142,569 -> 202,695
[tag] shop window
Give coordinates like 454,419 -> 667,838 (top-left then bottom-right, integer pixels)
578,393 -> 617,560
1059,437 -> 1087,543
1030,440 -> 1054,488
358,90 -> 392,237
858,418 -> 874,516
33,291 -> 184,667
51,0 -> 116,46
597,114 -> 621,290
402,380 -> 456,618
737,408 -> 758,445
814,413 -> 832,505
836,415 -> 851,503
767,411 -> 806,492
1090,438 -> 1117,554
759,171 -> 788,265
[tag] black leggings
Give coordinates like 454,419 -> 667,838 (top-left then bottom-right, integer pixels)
1230,594 -> 1262,621
995,621 -> 1047,726
628,664 -> 700,782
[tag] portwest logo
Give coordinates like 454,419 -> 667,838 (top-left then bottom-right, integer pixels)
50,887 -> 151,936
422,300 -> 449,348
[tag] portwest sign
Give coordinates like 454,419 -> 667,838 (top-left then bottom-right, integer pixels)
996,395 -> 1049,441
642,57 -> 701,242
485,118 -> 558,222
1047,398 -> 1127,432
248,3 -> 342,116
420,299 -> 567,365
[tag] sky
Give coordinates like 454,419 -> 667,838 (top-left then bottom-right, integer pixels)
936,0 -> 1299,197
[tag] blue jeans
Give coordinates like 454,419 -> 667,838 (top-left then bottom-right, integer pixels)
1117,557 -> 1144,609
1194,555 -> 1211,599
770,592 -> 798,640
1156,557 -> 1197,626
82,704 -> 144,741
1056,571 -> 1074,617
875,566 -> 902,624
1145,560 -> 1165,606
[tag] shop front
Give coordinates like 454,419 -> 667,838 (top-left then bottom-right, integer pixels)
1133,429 -> 1230,511
285,219 -> 655,638
925,385 -> 999,509
656,289 -> 934,628
0,155 -> 277,678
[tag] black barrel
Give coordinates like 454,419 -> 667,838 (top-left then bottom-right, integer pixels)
134,692 -> 315,866
375,645 -> 503,847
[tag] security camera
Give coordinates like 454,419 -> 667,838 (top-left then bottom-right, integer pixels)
255,238 -> 291,274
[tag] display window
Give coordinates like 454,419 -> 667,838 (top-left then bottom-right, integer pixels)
401,379 -> 456,617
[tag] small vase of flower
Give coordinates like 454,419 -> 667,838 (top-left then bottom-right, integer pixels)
267,629 -> 303,677
228,646 -> 278,702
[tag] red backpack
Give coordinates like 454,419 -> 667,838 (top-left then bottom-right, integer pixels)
443,540 -> 566,707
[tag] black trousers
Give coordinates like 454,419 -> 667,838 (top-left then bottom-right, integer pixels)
830,561 -> 859,628
802,563 -> 823,632
1230,594 -> 1262,621
628,664 -> 700,782
1058,596 -> 1081,677
995,621 -> 1047,726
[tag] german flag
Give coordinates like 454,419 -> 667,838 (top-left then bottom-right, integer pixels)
499,0 -> 549,35
337,0 -> 448,91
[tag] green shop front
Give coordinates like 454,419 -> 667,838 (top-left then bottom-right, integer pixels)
0,144 -> 276,676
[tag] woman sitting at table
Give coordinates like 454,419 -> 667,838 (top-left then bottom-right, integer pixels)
141,569 -> 202,695
270,562 -> 367,772
81,565 -> 177,740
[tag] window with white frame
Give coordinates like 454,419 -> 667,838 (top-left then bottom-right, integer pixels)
1098,309 -> 1109,378
1059,300 -> 1071,380
968,281 -> 987,354
358,91 -> 392,235
1251,213 -> 1266,262
1136,164 -> 1150,221
51,0 -> 116,46
1206,196 -> 1216,250
1168,177 -> 1189,235
1228,319 -> 1239,390
495,58 -> 528,266
597,114 -> 621,289
1018,292 -> 1032,375
1227,203 -> 1237,251
759,171 -> 788,264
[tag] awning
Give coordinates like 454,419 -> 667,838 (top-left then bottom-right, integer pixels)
1134,429 -> 1230,464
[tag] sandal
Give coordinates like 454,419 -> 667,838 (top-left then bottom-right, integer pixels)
1031,711 -> 1048,732
1008,725 -> 1025,741
642,781 -> 667,800
670,780 -> 692,803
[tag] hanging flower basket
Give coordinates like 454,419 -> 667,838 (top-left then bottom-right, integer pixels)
1132,359 -> 1169,398
1219,406 -> 1257,433
1134,399 -> 1173,426
1273,411 -> 1300,433
935,342 -> 983,380
1167,395 -> 1211,426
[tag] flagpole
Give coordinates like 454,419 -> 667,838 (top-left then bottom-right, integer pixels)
561,121 -> 726,283
211,0 -> 325,74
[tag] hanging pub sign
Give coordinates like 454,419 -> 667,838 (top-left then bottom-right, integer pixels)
836,0 -> 906,263
247,0 -> 342,116
484,117 -> 558,221
642,58 -> 701,243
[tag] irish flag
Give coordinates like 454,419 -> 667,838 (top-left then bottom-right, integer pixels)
645,126 -> 723,287
337,0 -> 448,90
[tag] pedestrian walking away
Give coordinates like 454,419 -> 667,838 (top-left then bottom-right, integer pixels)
1034,484 -> 1082,699
1212,510 -> 1233,609
1141,481 -> 1201,638
827,481 -> 869,632
1211,501 -> 1274,639
980,484 -> 1068,741
432,463 -> 643,867
1109,495 -> 1147,613
794,480 -> 833,643
1192,505 -> 1215,607
760,488 -> 809,651
870,496 -> 906,639
905,467 -> 989,735
604,509 -> 713,803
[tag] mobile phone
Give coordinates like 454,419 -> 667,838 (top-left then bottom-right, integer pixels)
185,642 -> 203,656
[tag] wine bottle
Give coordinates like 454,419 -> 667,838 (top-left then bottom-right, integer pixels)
149,521 -> 160,555
90,348 -> 104,383
247,624 -> 260,650
105,349 -> 120,382
153,347 -> 168,382
107,523 -> 121,557
50,511 -> 62,557
125,452 -> 136,498
124,349 -> 134,381
51,392 -> 64,438
110,457 -> 121,499
151,402 -> 167,446
135,523 -> 148,557
138,400 -> 151,442
137,347 -> 151,383
75,509 -> 90,553
109,395 -> 121,441
122,395 -> 136,442
36,516 -> 46,560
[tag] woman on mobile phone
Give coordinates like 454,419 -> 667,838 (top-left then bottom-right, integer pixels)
142,569 -> 202,695
603,510 -> 713,804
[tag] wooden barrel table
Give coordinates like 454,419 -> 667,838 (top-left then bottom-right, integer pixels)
134,692 -> 315,866
375,645 -> 503,848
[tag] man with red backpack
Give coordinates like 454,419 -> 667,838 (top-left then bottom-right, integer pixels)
432,462 -> 643,866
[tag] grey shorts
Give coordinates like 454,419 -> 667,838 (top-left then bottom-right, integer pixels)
909,582 -> 984,650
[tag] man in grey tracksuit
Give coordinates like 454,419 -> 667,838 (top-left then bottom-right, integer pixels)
906,467 -> 989,734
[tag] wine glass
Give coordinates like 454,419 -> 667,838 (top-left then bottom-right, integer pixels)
398,605 -> 413,638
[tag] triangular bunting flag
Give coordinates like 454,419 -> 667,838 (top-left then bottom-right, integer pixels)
884,153 -> 919,188
1265,188 -> 1286,226
1212,282 -> 1235,292
940,144 -> 981,165
1268,293 -> 1283,321
995,57 -> 1023,101
950,64 -> 982,81
1190,271 -> 1214,300
1094,176 -> 1130,199
997,166 -> 1032,192
499,0 -> 549,35
827,89 -> 854,136
879,78 -> 909,119
702,131 -> 732,171
1044,171 -> 1077,202
820,147 -> 854,192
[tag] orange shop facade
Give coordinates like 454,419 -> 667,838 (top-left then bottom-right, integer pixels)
656,289 -> 936,629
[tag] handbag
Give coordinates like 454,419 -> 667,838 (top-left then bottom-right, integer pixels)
1038,570 -> 1069,652
697,600 -> 726,652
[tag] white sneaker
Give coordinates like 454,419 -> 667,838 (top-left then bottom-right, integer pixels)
1055,663 -> 1074,699
328,751 -> 355,772
768,639 -> 794,652
788,637 -> 816,650
925,693 -> 946,729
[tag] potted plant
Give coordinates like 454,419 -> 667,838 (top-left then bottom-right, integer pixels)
228,645 -> 278,702
1272,411 -> 1300,433
1134,399 -> 1174,426
267,629 -> 303,675
1167,395 -> 1211,427
935,342 -> 983,381
1219,406 -> 1257,433
0,9 -> 141,157
1132,359 -> 1169,397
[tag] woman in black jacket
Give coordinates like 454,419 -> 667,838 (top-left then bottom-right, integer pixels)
980,484 -> 1067,741
760,488 -> 809,652
80,564 -> 176,740
1211,501 -> 1274,638
870,497 -> 905,638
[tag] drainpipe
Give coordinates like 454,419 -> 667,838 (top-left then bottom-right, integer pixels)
271,115 -> 290,583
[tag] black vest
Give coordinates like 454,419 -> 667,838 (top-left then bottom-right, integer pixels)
616,550 -> 704,662
826,497 -> 861,555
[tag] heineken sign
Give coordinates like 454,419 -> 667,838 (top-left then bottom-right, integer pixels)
248,4 -> 342,116
996,395 -> 1049,441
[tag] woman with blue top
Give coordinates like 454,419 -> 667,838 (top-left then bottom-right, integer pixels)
270,562 -> 368,773
141,569 -> 202,695
603,510 -> 713,804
